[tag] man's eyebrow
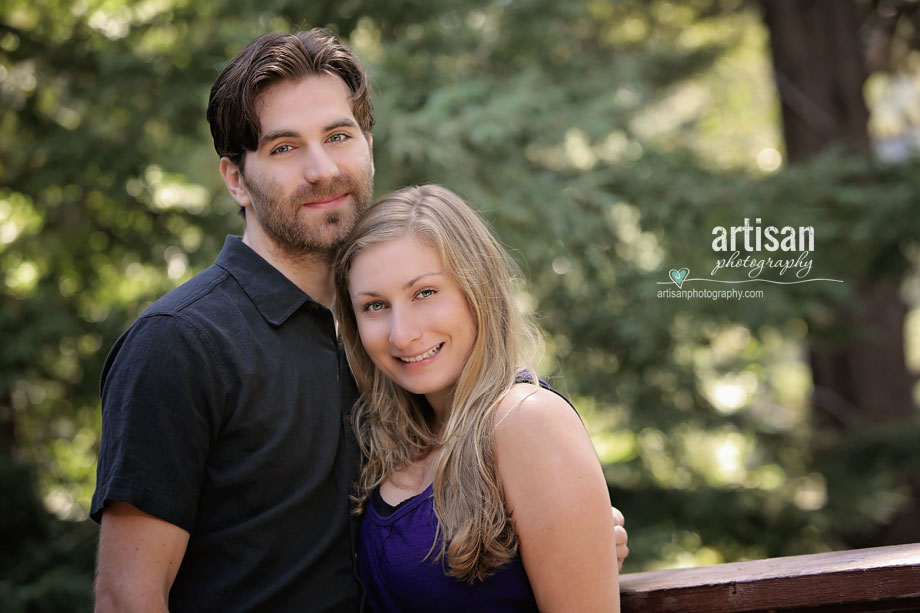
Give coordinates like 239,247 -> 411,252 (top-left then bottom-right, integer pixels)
324,118 -> 361,132
258,119 -> 362,149
259,129 -> 299,148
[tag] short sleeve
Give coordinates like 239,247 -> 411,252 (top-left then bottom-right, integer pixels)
90,314 -> 226,531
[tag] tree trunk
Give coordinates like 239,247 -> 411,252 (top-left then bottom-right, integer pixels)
762,0 -> 871,158
761,0 -> 918,545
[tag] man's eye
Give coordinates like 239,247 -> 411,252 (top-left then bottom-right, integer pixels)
327,132 -> 350,144
271,144 -> 294,155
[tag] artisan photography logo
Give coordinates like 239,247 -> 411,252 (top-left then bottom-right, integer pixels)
657,218 -> 843,300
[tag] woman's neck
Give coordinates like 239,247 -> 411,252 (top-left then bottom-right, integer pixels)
425,388 -> 454,430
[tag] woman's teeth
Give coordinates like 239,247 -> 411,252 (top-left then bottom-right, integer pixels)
400,343 -> 442,363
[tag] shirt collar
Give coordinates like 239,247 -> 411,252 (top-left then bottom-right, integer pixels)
215,235 -> 322,326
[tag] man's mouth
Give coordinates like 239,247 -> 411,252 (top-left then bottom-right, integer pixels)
398,343 -> 443,363
302,193 -> 349,210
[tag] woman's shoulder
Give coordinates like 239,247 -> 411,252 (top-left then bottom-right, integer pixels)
491,380 -> 610,547
492,382 -> 585,444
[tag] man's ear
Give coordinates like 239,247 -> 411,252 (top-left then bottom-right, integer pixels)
219,157 -> 251,206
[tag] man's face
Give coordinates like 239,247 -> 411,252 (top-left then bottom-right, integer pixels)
237,74 -> 374,257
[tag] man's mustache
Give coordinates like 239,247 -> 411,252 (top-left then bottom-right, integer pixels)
288,177 -> 355,205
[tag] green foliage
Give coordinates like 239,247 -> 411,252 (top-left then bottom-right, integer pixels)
2,0 -> 918,602
0,458 -> 97,612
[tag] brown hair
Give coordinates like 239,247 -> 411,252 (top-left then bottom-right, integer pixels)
206,28 -> 374,171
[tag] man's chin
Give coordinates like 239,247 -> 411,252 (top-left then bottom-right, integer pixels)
288,223 -> 356,257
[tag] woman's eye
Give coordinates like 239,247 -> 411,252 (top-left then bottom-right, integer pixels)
417,288 -> 436,299
363,301 -> 384,312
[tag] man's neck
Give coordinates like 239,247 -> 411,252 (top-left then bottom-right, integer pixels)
242,228 -> 336,309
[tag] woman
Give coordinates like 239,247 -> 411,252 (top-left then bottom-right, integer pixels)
334,185 -> 620,612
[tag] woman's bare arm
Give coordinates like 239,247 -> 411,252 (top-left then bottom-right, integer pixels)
494,386 -> 620,612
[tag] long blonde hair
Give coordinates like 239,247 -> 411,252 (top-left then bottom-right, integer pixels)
333,184 -> 541,583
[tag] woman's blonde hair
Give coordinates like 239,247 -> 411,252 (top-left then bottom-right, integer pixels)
333,184 -> 540,583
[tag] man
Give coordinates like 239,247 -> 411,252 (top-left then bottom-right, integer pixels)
92,28 -> 626,612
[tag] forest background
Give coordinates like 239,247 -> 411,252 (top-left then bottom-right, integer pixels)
2,0 -> 919,610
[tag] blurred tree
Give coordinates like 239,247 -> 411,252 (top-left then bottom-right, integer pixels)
760,0 -> 920,547
0,458 -> 96,612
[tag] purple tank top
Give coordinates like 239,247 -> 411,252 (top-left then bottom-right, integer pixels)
357,482 -> 539,612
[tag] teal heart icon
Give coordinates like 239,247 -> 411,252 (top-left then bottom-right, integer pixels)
669,268 -> 689,288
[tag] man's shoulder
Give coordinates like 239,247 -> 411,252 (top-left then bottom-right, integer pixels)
109,264 -> 248,360
102,264 -> 244,387
141,263 -> 234,319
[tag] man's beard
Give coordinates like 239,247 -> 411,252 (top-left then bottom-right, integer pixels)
242,166 -> 373,258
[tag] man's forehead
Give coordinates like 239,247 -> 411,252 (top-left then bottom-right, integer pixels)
255,73 -> 354,118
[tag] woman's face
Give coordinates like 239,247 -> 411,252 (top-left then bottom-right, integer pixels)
347,236 -> 477,412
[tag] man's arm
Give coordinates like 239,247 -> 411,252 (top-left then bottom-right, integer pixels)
95,502 -> 190,613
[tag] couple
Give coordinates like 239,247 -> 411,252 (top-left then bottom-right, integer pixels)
92,29 -> 625,612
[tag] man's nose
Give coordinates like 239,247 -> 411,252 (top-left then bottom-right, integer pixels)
302,145 -> 338,184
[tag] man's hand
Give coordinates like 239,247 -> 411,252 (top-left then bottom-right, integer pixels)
612,506 -> 629,571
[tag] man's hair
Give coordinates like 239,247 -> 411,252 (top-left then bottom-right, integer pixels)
334,184 -> 542,583
206,28 -> 374,171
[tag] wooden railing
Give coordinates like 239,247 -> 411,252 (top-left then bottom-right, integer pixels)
619,543 -> 920,612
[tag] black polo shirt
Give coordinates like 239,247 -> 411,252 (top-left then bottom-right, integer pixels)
91,236 -> 362,612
